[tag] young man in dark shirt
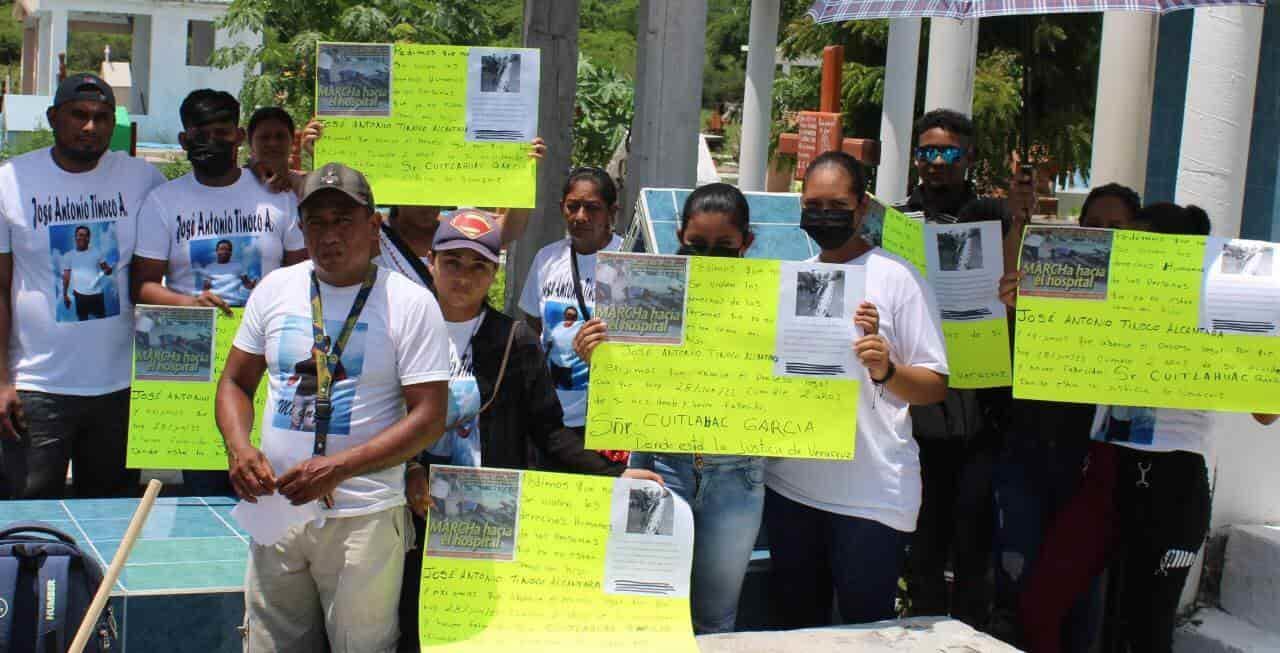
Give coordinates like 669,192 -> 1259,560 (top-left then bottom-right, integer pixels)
899,109 -> 1041,629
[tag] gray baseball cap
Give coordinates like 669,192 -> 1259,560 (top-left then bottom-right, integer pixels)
53,73 -> 115,109
299,162 -> 375,210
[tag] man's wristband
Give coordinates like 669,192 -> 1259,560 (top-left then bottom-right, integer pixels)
872,361 -> 896,385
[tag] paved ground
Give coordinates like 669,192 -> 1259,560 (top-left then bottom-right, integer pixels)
698,618 -> 1021,652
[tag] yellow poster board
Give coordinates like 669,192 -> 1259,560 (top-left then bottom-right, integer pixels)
315,43 -> 536,207
127,308 -> 264,470
1014,228 -> 1280,412
586,257 -> 860,459
879,206 -> 1012,388
419,471 -> 698,653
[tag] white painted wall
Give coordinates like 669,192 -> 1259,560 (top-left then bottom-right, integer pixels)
18,0 -> 258,144
132,7 -> 258,143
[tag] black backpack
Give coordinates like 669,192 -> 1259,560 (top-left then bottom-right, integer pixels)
0,521 -> 117,652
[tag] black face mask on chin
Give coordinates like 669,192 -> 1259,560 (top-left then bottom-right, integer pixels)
186,137 -> 237,177
676,243 -> 741,258
800,208 -> 858,251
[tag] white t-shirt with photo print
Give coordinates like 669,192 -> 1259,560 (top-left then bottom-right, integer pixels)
135,171 -> 302,307
424,314 -> 484,467
766,248 -> 949,533
517,235 -> 623,427
233,261 -> 450,517
1091,406 -> 1210,459
0,148 -> 166,395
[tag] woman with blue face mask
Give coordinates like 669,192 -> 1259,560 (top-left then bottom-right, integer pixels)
573,182 -> 763,634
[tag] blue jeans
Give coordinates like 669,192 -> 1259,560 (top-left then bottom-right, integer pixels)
764,488 -> 909,628
630,453 -> 764,634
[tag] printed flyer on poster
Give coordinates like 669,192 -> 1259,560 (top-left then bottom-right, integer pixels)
427,466 -> 522,562
594,252 -> 690,345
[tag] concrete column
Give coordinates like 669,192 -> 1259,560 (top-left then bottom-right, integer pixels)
737,0 -> 781,192
1174,6 -> 1265,237
874,18 -> 922,203
21,25 -> 36,94
35,14 -> 51,95
1088,13 -> 1159,195
46,8 -> 67,95
506,0 -> 580,315
924,18 -> 978,116
130,15 -> 152,115
623,0 -> 708,234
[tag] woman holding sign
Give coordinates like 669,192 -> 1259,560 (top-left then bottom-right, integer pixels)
767,151 -> 949,627
574,182 -> 764,634
1014,204 -> 1277,653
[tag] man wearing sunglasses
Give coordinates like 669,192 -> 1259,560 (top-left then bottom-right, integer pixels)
898,108 -> 1033,628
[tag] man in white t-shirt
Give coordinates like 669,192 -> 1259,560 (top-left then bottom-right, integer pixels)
765,151 -> 949,627
61,225 -> 113,320
132,89 -> 304,314
216,162 -> 448,652
0,74 -> 166,499
131,89 -> 304,496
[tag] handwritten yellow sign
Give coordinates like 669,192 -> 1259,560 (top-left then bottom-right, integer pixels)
585,257 -> 860,459
1014,229 -> 1280,412
879,206 -> 1012,389
315,43 -> 536,207
420,472 -> 698,652
127,308 -> 264,470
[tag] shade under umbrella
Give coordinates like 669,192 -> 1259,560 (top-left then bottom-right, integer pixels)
807,0 -> 1262,21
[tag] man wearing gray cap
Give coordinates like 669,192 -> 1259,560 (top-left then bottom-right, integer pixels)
0,73 -> 166,498
216,162 -> 450,652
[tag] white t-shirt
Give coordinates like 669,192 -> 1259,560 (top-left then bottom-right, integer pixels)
766,248 -> 949,533
1091,406 -> 1210,458
0,149 -> 166,395
234,261 -> 451,517
135,171 -> 302,307
518,235 -> 623,427
425,315 -> 484,467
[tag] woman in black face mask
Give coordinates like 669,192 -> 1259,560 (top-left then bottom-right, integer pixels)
573,183 -> 764,635
766,150 -> 950,629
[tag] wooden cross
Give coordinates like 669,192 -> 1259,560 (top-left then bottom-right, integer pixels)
778,45 -> 880,180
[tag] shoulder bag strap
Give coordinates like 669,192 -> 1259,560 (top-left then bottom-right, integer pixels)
381,224 -> 436,293
568,248 -> 592,321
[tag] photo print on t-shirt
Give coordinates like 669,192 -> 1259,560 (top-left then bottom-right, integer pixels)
190,234 -> 264,307
271,315 -> 368,436
542,300 -> 588,392
49,221 -> 121,323
425,346 -> 483,467
1094,407 -> 1156,446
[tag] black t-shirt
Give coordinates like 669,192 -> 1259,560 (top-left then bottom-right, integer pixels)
901,183 -> 1013,235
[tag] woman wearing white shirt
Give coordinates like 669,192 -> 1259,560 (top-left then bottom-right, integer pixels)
766,151 -> 950,627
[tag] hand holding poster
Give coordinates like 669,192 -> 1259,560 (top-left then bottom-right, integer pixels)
1014,226 -> 1280,412
127,306 -> 265,470
421,468 -> 697,652
315,43 -> 538,207
587,256 -> 860,459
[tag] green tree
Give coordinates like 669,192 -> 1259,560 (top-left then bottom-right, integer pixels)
772,8 -> 1101,191
573,55 -> 634,167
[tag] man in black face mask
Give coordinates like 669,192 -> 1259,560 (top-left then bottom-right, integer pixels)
132,89 -> 307,496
